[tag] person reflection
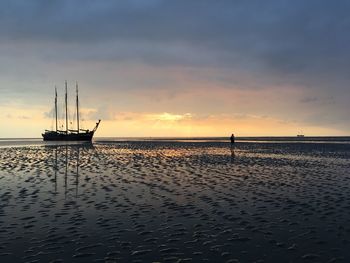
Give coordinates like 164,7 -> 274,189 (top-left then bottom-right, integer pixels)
230,144 -> 235,163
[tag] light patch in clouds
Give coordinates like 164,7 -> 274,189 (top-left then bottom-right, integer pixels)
98,111 -> 346,137
146,112 -> 192,122
0,103 -> 348,138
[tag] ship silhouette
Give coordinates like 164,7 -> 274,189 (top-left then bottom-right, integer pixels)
42,81 -> 100,141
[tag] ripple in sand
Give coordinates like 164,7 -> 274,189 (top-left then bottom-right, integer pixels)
0,142 -> 349,262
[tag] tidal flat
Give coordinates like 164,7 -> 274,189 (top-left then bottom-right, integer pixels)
0,140 -> 350,262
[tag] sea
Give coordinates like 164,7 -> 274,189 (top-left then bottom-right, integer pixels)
0,137 -> 350,262
1,136 -> 350,147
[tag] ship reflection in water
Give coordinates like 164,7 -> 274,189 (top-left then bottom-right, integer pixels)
50,143 -> 97,198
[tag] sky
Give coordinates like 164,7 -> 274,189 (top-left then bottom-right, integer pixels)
1,0 -> 350,137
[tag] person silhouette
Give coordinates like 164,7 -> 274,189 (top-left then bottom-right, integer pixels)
230,133 -> 235,145
230,134 -> 235,163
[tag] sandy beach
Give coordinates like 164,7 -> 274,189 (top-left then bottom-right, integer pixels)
0,140 -> 350,262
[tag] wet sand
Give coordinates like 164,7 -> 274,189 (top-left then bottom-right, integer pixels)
0,141 -> 350,262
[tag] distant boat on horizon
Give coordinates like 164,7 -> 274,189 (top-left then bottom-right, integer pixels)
297,134 -> 305,137
42,81 -> 101,141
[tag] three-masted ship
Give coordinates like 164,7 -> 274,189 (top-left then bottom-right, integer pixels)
42,81 -> 100,141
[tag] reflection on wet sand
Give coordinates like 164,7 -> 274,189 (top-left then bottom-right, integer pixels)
230,144 -> 235,163
0,141 -> 350,262
50,143 -> 95,198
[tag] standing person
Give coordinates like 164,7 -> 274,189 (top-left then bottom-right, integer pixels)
230,134 -> 235,162
230,133 -> 235,145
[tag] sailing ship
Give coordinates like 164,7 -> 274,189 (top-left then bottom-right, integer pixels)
297,130 -> 305,138
42,81 -> 101,141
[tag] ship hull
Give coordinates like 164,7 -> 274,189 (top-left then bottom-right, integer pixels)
42,131 -> 94,141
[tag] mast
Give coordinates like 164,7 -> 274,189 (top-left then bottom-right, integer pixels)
65,81 -> 68,133
76,82 -> 79,133
55,87 -> 58,132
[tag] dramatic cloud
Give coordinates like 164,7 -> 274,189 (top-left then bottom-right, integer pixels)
0,0 -> 349,136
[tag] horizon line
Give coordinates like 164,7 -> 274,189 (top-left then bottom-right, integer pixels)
1,135 -> 350,140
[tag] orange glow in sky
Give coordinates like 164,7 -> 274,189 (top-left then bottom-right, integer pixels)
1,2 -> 350,137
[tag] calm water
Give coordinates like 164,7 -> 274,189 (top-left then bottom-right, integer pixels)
0,140 -> 350,262
1,136 -> 350,148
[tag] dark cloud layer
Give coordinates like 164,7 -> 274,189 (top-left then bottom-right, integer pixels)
1,1 -> 350,77
1,0 -> 349,133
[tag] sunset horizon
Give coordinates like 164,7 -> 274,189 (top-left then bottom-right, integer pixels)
1,1 -> 350,138
1,1 -> 350,262
2,83 -> 349,138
